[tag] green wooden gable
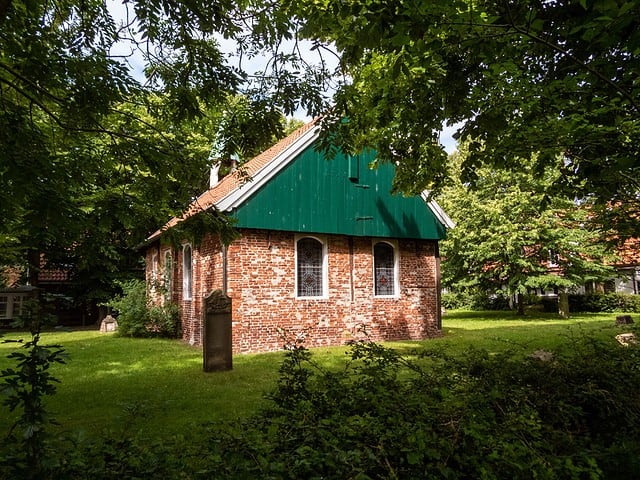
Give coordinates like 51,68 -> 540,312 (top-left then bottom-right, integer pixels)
230,145 -> 447,240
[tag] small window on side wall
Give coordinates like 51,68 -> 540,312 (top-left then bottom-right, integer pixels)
374,241 -> 397,297
164,251 -> 173,301
296,236 -> 327,298
183,244 -> 192,300
151,254 -> 158,282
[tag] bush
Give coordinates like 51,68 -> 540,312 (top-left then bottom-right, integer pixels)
182,336 -> 640,479
6,331 -> 640,478
442,290 -> 512,311
239,337 -> 639,478
540,296 -> 558,313
570,293 -> 640,313
106,280 -> 181,338
148,303 -> 181,338
441,291 -> 472,309
470,291 -> 511,310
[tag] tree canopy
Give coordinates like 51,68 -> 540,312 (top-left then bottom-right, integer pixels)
439,146 -> 615,315
3,0 -> 639,307
284,0 -> 640,237
0,0 -> 310,302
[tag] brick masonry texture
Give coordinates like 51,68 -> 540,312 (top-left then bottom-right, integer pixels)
146,229 -> 442,354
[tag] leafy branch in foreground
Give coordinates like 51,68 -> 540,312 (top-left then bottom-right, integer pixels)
0,316 -> 67,479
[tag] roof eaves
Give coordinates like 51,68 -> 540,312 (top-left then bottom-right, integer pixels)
217,124 -> 320,212
421,191 -> 456,229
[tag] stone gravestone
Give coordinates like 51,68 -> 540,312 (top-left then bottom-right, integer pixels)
99,314 -> 118,333
616,315 -> 634,325
203,290 -> 232,372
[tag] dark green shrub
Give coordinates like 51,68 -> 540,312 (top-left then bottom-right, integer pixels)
148,303 -> 181,339
107,280 -> 181,338
540,296 -> 558,312
0,326 -> 66,479
441,291 -> 472,309
470,291 -> 511,310
107,280 -> 150,337
6,328 -> 640,479
189,336 -> 640,479
570,293 -> 640,313
442,290 -> 512,311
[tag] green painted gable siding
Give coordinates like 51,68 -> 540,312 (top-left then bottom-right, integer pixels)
231,146 -> 447,240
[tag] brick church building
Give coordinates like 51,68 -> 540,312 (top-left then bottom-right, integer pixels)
143,119 -> 453,354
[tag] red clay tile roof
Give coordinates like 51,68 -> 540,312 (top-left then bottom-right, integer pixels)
148,117 -> 321,241
616,237 -> 640,267
38,268 -> 70,283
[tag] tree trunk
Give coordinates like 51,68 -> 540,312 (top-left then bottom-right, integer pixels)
516,293 -> 525,316
558,290 -> 570,319
27,249 -> 40,287
0,0 -> 12,23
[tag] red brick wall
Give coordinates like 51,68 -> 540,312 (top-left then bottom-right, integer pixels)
147,229 -> 441,353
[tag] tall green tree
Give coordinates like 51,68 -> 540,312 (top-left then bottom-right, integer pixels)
0,1 -> 307,302
283,0 -> 640,237
439,147 -> 614,316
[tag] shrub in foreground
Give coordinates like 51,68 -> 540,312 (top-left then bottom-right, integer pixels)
3,330 -> 640,479
190,337 -> 640,479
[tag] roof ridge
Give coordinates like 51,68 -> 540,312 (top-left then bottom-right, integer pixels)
147,116 -> 322,241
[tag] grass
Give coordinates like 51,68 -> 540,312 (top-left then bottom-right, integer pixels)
0,309 -> 633,440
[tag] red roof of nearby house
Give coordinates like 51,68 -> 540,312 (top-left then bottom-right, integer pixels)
616,237 -> 640,267
148,117 -> 322,241
38,268 -> 70,283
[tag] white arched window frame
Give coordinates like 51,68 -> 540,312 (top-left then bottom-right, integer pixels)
164,250 -> 173,301
151,253 -> 158,283
373,240 -> 399,297
182,244 -> 192,301
295,235 -> 328,299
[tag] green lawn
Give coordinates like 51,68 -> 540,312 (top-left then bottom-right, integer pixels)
0,310 -> 632,440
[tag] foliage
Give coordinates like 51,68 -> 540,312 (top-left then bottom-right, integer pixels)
197,337 -> 640,479
442,290 -> 511,311
0,0 -> 311,309
11,335 -> 640,479
439,146 -> 615,315
0,324 -> 66,479
147,304 -> 181,339
2,313 -> 639,479
283,0 -> 640,237
570,293 -> 640,313
106,279 -> 180,338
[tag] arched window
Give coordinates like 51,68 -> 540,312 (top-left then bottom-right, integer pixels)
183,244 -> 192,300
151,253 -> 158,282
374,241 -> 397,296
164,251 -> 173,301
296,236 -> 326,298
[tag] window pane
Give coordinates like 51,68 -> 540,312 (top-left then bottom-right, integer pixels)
297,238 -> 323,297
0,296 -> 7,318
183,245 -> 192,300
164,252 -> 173,300
374,242 -> 395,296
14,295 -> 23,317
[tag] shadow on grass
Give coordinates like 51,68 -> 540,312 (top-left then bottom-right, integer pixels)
0,312 -> 632,440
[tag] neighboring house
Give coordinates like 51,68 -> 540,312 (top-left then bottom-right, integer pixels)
144,119 -> 454,354
0,285 -> 36,325
595,237 -> 640,295
0,259 -> 87,326
528,239 -> 640,298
